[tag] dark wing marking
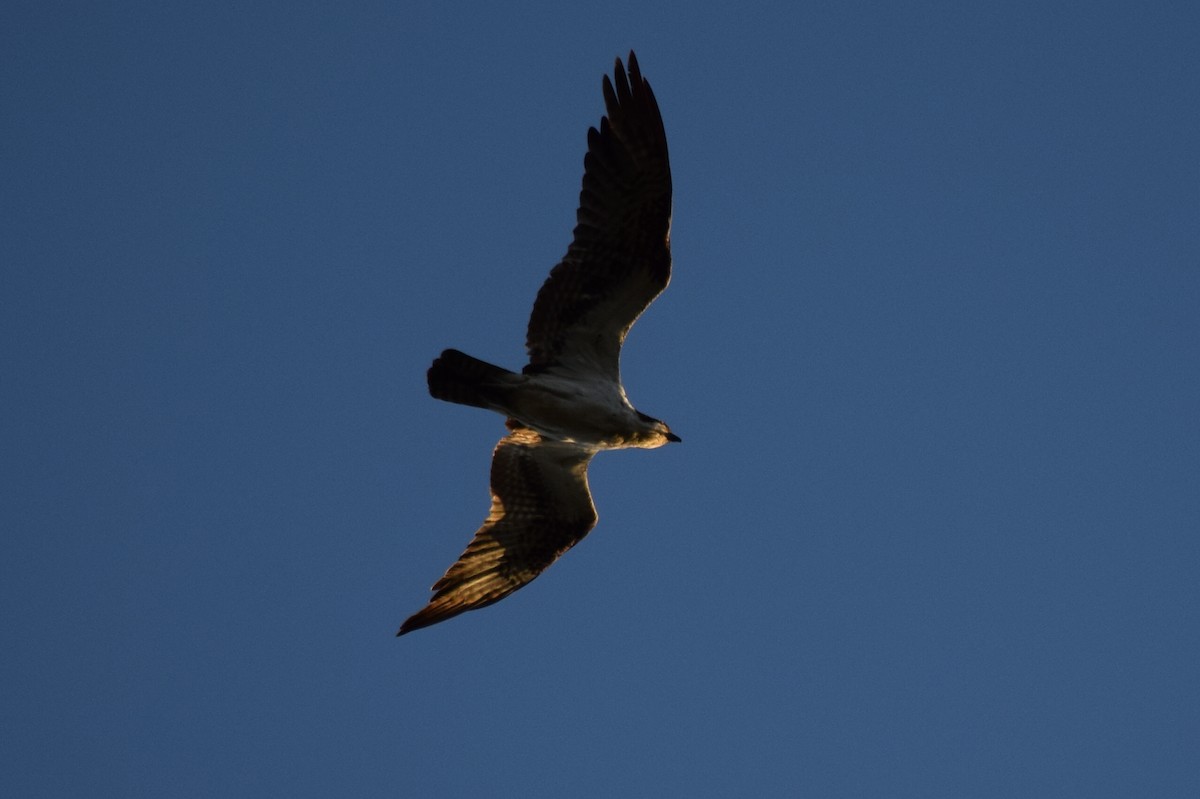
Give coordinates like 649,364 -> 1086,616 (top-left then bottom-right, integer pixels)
398,427 -> 598,635
524,51 -> 672,383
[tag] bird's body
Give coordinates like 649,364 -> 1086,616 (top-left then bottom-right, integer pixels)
427,349 -> 672,449
400,52 -> 677,635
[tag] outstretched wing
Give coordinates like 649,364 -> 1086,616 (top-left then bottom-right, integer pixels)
524,51 -> 672,383
398,427 -> 598,635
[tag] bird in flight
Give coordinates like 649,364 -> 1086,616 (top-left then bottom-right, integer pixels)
399,51 -> 678,636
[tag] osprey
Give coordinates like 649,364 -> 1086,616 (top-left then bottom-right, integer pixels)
399,52 -> 677,635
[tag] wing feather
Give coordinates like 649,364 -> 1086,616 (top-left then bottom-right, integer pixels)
524,51 -> 672,382
398,428 -> 598,635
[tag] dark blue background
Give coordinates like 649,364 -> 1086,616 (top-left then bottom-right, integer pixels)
3,2 -> 1197,795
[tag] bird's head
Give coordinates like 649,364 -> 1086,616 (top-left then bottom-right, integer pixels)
634,412 -> 681,448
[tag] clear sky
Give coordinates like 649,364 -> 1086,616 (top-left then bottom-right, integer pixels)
3,1 -> 1198,796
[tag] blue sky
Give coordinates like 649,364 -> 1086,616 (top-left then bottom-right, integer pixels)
3,1 -> 1198,796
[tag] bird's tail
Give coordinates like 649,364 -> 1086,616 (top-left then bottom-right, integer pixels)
426,349 -> 518,411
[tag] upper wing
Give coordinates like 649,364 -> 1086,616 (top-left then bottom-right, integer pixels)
398,427 -> 598,635
524,51 -> 673,383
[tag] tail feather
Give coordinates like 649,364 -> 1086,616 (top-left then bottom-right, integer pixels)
427,349 -> 516,410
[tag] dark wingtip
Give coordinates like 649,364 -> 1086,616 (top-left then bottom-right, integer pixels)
396,615 -> 425,637
397,604 -> 442,636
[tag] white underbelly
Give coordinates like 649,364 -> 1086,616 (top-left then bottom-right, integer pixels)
507,380 -> 635,448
